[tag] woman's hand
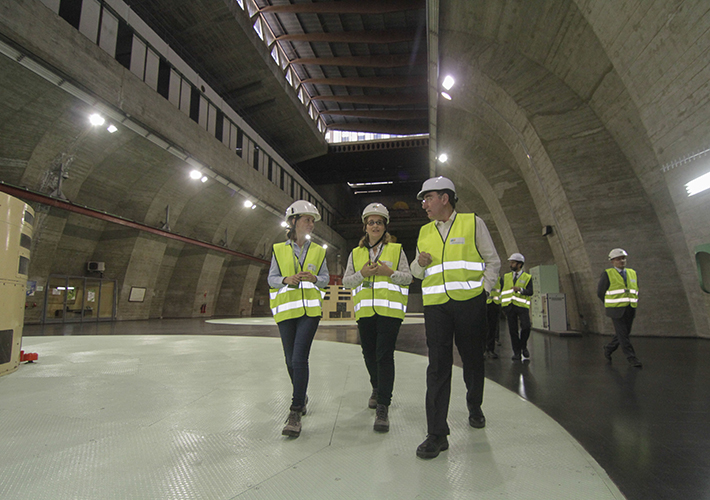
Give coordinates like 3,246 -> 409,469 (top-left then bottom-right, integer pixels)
360,262 -> 379,277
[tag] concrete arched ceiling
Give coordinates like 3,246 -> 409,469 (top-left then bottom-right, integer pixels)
435,0 -> 701,334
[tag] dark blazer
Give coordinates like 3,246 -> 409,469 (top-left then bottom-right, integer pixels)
597,269 -> 636,320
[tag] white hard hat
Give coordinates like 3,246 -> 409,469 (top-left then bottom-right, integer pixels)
362,203 -> 390,223
608,248 -> 628,260
285,200 -> 321,221
508,253 -> 525,263
417,176 -> 458,200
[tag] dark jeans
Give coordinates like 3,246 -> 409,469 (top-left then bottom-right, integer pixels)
423,293 -> 487,436
357,314 -> 402,406
277,315 -> 320,409
505,305 -> 531,354
486,302 -> 501,352
606,307 -> 637,358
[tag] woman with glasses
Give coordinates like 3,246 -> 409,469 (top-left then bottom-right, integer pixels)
268,200 -> 330,438
343,203 -> 412,432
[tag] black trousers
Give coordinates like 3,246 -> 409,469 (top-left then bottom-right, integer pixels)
423,293 -> 486,436
357,314 -> 402,406
506,305 -> 531,354
605,307 -> 637,358
486,302 -> 501,352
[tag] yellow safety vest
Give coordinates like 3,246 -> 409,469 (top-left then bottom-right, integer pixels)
487,277 -> 502,305
604,268 -> 638,308
417,213 -> 485,306
500,272 -> 532,309
269,242 -> 326,323
351,243 -> 409,320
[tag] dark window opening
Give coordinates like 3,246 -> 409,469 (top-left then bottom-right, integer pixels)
190,87 -> 200,123
20,234 -> 31,250
215,110 -> 224,142
236,129 -> 243,158
268,158 -> 273,181
280,169 -> 285,190
58,0 -> 82,29
253,149 -> 260,171
157,58 -> 171,99
115,19 -> 133,69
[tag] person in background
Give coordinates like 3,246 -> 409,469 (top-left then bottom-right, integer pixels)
500,253 -> 533,360
598,248 -> 642,368
410,176 -> 501,459
343,203 -> 412,433
485,275 -> 502,359
268,200 -> 330,438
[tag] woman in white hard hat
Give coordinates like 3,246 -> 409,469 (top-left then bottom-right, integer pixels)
343,203 -> 412,433
268,200 -> 330,438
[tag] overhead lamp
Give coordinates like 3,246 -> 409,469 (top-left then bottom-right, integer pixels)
305,234 -> 311,240
107,124 -> 118,133
686,171 -> 710,196
441,92 -> 452,100
281,221 -> 289,227
244,200 -> 254,208
347,181 -> 393,188
200,176 -> 208,183
438,153 -> 448,163
89,113 -> 105,126
442,75 -> 455,90
323,244 -> 328,249
189,170 -> 202,180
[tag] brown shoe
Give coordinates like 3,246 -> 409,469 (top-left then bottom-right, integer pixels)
282,410 -> 301,437
374,404 -> 389,432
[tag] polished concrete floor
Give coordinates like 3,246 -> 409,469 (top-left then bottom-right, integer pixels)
12,316 -> 710,500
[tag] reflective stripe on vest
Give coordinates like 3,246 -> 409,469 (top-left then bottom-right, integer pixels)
487,277 -> 502,305
417,213 -> 485,306
351,243 -> 409,320
269,242 -> 326,323
604,268 -> 638,308
500,272 -> 531,308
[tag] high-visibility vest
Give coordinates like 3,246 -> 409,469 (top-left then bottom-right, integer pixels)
604,268 -> 638,308
269,242 -> 326,323
351,243 -> 409,320
417,213 -> 485,306
500,272 -> 532,308
487,277 -> 502,305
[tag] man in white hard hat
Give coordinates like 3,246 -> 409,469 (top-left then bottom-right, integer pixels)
410,176 -> 501,459
500,253 -> 533,360
597,248 -> 642,367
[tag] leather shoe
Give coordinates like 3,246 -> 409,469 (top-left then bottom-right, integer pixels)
416,434 -> 449,459
511,352 -> 521,360
488,350 -> 499,359
522,348 -> 530,358
468,405 -> 486,428
627,356 -> 642,368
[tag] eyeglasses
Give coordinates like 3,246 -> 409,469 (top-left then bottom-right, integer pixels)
366,220 -> 385,226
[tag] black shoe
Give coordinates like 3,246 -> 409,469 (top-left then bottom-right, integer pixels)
416,434 -> 449,459
627,356 -> 643,368
488,351 -> 499,359
368,389 -> 378,409
603,348 -> 612,362
512,352 -> 521,360
468,405 -> 486,428
522,348 -> 530,358
374,404 -> 389,432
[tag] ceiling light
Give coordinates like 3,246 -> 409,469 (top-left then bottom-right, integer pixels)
438,153 -> 448,163
107,124 -> 118,133
281,221 -> 288,227
189,170 -> 202,180
244,200 -> 253,208
686,171 -> 710,196
200,176 -> 208,183
305,234 -> 311,240
347,181 -> 393,188
251,204 -> 257,209
89,113 -> 105,126
441,92 -> 452,100
354,190 -> 382,195
442,75 -> 455,90
322,244 -> 328,249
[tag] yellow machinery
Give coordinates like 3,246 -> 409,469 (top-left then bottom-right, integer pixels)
0,193 -> 34,377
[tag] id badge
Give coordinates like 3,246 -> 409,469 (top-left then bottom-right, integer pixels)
363,280 -> 373,288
